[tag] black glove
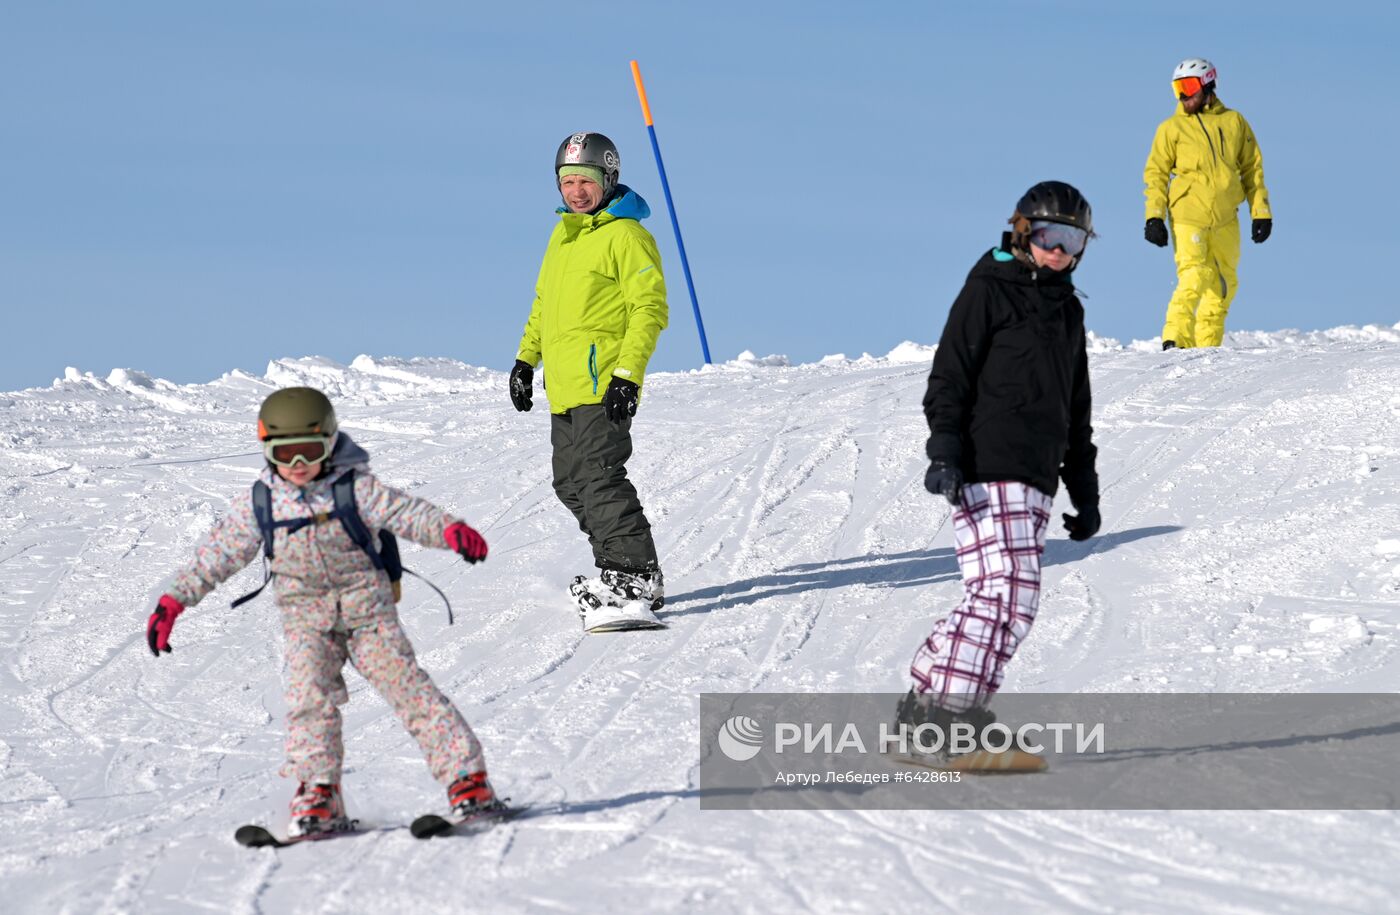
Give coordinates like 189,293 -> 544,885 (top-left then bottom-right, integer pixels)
509,360 -> 533,412
1251,218 -> 1272,244
603,376 -> 640,423
1062,504 -> 1101,541
1144,218 -> 1169,248
924,462 -> 963,506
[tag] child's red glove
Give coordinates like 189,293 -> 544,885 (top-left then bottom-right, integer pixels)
146,594 -> 186,656
444,522 -> 488,564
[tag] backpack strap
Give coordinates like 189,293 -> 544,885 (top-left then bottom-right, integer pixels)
332,470 -> 382,569
251,480 -> 275,559
333,470 -> 450,622
232,470 -> 416,611
232,481 -> 277,608
232,477 -> 364,607
333,470 -> 404,590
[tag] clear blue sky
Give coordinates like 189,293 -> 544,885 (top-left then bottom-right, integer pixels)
2,1 -> 1394,391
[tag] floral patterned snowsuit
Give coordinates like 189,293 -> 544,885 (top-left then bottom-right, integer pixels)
168,435 -> 485,786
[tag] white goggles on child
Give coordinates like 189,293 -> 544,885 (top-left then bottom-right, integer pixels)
264,435 -> 333,467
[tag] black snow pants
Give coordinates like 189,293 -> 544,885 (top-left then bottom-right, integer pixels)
550,404 -> 659,573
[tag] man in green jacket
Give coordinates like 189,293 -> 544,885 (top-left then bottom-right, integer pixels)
510,132 -> 669,628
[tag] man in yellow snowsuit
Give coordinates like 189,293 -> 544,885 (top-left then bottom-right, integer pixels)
1144,58 -> 1272,349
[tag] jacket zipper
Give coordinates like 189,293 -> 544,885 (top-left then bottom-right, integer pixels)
588,344 -> 598,395
1194,114 -> 1218,165
1029,279 -> 1072,412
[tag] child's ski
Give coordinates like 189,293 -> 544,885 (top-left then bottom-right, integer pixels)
410,803 -> 526,839
234,820 -> 361,848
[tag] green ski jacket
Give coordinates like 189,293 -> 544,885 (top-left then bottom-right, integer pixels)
516,186 -> 669,414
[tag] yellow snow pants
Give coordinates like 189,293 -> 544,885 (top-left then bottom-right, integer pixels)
1161,220 -> 1240,348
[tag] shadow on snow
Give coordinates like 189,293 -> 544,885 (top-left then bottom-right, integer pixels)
659,525 -> 1182,620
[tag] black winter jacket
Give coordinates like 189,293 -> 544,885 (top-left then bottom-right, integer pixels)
922,242 -> 1099,506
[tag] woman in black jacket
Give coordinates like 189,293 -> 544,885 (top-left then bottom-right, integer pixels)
900,181 -> 1102,745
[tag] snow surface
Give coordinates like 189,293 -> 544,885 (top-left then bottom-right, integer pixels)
3,327 -> 1400,914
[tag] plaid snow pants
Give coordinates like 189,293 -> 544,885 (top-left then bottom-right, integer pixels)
910,481 -> 1053,711
280,618 -> 485,786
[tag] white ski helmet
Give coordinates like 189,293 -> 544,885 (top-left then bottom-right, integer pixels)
1172,58 -> 1217,87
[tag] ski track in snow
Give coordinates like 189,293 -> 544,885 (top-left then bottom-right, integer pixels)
2,337 -> 1400,913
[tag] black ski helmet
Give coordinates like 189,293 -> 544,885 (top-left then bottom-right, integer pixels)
555,132 -> 620,196
1015,181 -> 1093,233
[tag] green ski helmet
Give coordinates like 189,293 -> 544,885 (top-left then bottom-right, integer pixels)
257,387 -> 338,441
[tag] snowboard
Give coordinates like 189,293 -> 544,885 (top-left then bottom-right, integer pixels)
891,748 -> 1048,773
410,803 -> 527,839
583,607 -> 668,634
234,819 -> 361,848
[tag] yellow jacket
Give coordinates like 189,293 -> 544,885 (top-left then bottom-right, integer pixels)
1144,96 -> 1271,228
517,187 -> 669,414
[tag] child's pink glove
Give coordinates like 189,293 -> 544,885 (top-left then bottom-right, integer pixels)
444,522 -> 488,564
146,594 -> 186,656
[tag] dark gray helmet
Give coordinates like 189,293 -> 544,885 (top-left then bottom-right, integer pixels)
1016,181 -> 1093,233
258,387 -> 337,441
555,132 -> 620,195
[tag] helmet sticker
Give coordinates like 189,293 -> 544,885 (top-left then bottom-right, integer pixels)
603,150 -> 619,170
564,143 -> 583,164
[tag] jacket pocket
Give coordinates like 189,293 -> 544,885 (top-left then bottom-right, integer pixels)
586,335 -> 625,396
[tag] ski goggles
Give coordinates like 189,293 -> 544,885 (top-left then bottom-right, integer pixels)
263,435 -> 333,467
1028,220 -> 1088,256
1173,76 -> 1205,99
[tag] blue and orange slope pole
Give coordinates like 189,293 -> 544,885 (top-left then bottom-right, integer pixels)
630,60 -> 712,365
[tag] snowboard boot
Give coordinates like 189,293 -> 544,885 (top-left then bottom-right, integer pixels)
1162,340 -> 1177,351
569,569 -> 664,614
447,771 -> 503,816
287,782 -> 350,837
894,689 -> 996,762
893,691 -> 1046,771
599,568 -> 665,612
569,574 -> 665,631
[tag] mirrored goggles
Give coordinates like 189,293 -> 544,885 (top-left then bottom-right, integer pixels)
264,435 -> 332,467
1173,76 -> 1204,99
1028,220 -> 1088,256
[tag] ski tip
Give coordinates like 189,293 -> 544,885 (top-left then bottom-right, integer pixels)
411,804 -> 527,839
234,825 -> 284,848
235,819 -> 361,847
410,814 -> 454,839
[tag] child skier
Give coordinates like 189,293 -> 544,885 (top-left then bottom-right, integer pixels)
899,181 -> 1102,762
145,386 -> 498,836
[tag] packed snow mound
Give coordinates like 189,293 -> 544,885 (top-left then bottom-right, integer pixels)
884,340 -> 937,363
24,323 -> 1400,396
3,327 -> 1400,913
1224,322 -> 1400,348
719,350 -> 791,369
265,354 -> 498,401
1085,330 -> 1123,353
